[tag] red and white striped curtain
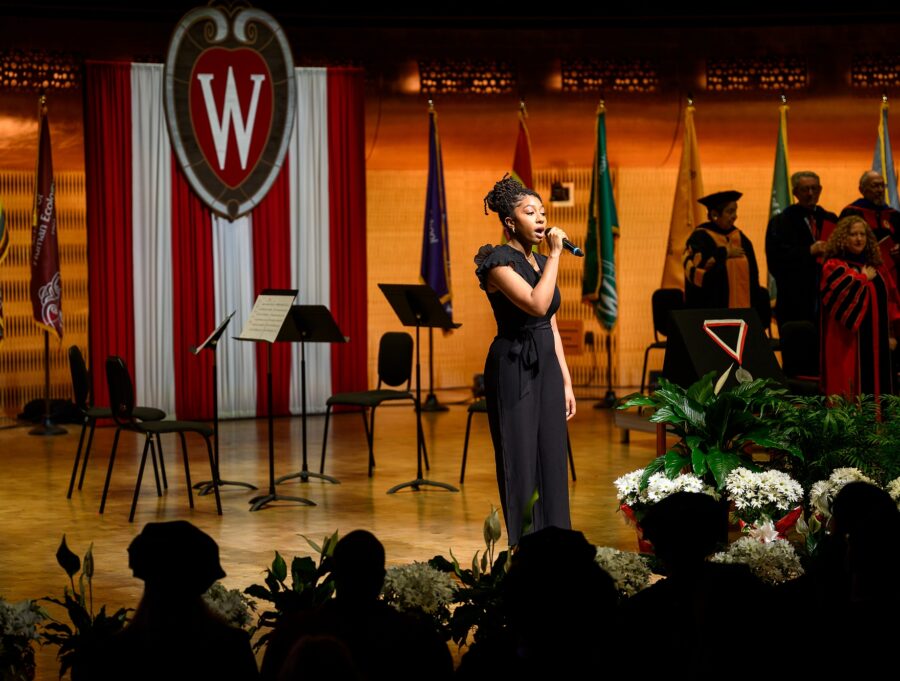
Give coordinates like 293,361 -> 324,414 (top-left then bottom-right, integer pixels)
84,62 -> 367,419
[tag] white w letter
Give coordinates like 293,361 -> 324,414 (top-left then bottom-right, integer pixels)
197,67 -> 266,170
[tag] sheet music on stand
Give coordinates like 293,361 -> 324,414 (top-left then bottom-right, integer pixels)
238,291 -> 297,343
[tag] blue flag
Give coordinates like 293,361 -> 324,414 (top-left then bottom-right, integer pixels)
873,98 -> 900,210
420,105 -> 452,321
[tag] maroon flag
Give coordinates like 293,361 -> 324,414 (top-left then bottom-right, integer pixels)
31,98 -> 63,339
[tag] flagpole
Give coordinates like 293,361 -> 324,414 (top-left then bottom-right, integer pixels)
29,94 -> 65,436
422,98 -> 450,413
30,329 -> 64,435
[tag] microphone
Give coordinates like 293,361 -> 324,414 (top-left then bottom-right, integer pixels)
547,228 -> 585,257
562,238 -> 584,257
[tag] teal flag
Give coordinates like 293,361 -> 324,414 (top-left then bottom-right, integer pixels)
770,103 -> 791,218
873,99 -> 900,210
582,104 -> 619,330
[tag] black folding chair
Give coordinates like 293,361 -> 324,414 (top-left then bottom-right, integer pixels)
100,356 -> 222,522
319,332 -> 428,477
640,289 -> 684,394
66,346 -> 166,499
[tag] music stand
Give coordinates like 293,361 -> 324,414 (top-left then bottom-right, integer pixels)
191,311 -> 257,496
236,289 -> 316,511
275,305 -> 347,485
378,283 -> 460,494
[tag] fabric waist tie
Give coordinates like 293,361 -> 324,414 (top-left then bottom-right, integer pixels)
498,321 -> 552,399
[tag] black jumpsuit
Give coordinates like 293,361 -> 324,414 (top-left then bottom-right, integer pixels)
475,244 -> 571,545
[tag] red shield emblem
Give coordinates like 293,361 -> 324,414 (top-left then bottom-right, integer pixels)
164,6 -> 294,219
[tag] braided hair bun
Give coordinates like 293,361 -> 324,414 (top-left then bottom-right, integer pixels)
483,174 -> 541,228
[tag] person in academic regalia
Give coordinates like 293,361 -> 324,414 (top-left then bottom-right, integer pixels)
839,170 -> 900,294
821,215 -> 900,399
683,190 -> 761,310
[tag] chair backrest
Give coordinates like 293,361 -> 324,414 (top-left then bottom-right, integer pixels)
69,346 -> 90,410
105,356 -> 137,425
651,288 -> 685,341
377,332 -> 413,389
752,285 -> 774,335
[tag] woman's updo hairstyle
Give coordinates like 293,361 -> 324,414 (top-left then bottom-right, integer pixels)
483,174 -> 542,237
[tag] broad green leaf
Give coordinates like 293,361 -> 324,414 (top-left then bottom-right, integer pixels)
272,552 -> 287,582
56,536 -> 80,579
664,451 -> 690,478
639,457 -> 666,489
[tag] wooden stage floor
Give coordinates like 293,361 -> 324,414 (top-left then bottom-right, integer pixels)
0,398 -> 660,678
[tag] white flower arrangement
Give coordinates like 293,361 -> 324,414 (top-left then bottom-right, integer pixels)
0,598 -> 44,640
724,467 -> 804,525
382,562 -> 457,615
711,537 -> 804,585
614,468 -> 717,513
202,583 -> 256,630
809,467 -> 876,517
886,477 -> 900,506
0,598 -> 45,680
594,547 -> 651,597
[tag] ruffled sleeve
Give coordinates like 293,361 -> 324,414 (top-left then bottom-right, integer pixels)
474,244 -> 521,290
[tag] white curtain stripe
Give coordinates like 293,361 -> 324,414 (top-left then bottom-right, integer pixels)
130,64 -> 176,414
212,215 -> 259,418
290,67 -> 332,415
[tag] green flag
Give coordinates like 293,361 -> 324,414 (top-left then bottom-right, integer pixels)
582,103 -> 619,330
770,103 -> 791,218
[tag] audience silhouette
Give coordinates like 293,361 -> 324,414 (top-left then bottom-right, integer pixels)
260,529 -> 452,681
94,520 -> 258,681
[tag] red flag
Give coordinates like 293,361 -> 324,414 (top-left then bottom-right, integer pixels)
511,102 -> 533,190
31,98 -> 63,339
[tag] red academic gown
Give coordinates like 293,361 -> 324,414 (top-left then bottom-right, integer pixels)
821,257 -> 900,398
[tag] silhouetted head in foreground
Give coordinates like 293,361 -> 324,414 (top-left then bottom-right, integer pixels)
641,492 -> 727,572
332,529 -> 386,602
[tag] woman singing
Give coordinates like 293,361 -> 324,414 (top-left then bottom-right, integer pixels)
475,176 -> 575,545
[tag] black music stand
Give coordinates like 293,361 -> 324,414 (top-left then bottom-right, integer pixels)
237,289 -> 316,511
275,305 -> 346,485
191,311 -> 257,496
422,327 -> 450,412
378,283 -> 460,494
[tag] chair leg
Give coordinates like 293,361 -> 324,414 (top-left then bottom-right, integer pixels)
67,418 -> 89,499
129,435 -> 153,523
460,409 -> 475,484
566,431 -> 576,482
319,406 -> 332,475
156,434 -> 168,489
640,345 -> 653,395
363,409 -> 375,478
149,437 -> 163,497
368,408 -> 377,470
99,428 -> 121,515
202,435 -> 223,516
77,420 -> 98,491
178,432 -> 194,509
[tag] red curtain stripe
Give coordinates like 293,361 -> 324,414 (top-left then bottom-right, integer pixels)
84,62 -> 135,406
252,164 -> 293,416
170,159 -> 216,420
327,67 -> 368,395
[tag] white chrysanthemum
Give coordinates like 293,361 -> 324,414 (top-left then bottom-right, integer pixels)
595,547 -> 651,597
382,562 -> 457,614
725,468 -> 803,524
203,583 -> 256,629
645,473 -> 680,502
809,468 -> 877,517
887,477 -> 900,503
614,469 -> 644,506
711,537 -> 804,585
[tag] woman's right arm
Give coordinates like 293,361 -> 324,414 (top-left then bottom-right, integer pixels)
487,229 -> 567,316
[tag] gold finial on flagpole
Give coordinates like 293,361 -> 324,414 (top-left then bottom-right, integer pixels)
781,91 -> 787,105
883,92 -> 889,104
428,98 -> 434,112
519,99 -> 528,118
687,92 -> 694,107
